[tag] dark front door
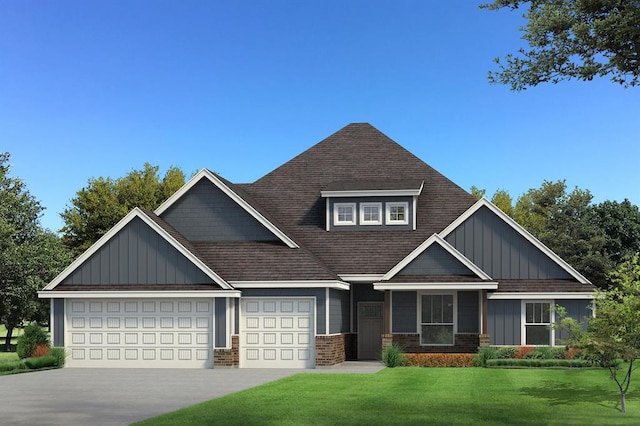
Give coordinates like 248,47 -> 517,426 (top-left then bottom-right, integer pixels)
358,302 -> 384,360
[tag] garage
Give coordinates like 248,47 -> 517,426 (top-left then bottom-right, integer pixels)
65,298 -> 213,368
240,298 -> 315,368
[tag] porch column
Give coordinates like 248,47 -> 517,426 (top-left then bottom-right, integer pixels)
383,290 -> 391,334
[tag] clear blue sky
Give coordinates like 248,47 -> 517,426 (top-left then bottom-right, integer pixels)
2,1 -> 638,232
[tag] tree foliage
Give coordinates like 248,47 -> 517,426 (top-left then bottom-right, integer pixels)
0,153 -> 72,350
589,199 -> 640,265
482,0 -> 640,90
61,163 -> 185,255
557,254 -> 640,413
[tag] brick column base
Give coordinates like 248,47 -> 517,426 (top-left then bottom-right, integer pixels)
213,335 -> 239,368
316,334 -> 346,366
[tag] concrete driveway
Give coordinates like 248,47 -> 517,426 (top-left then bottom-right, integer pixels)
0,368 -> 299,426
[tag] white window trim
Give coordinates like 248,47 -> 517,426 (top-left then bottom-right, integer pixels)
359,202 -> 383,225
333,202 -> 357,226
521,300 -> 555,346
386,202 -> 409,225
417,291 -> 457,346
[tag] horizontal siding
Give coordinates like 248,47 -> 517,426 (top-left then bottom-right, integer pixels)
62,217 -> 214,285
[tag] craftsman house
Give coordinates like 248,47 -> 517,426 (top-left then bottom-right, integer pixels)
39,123 -> 595,368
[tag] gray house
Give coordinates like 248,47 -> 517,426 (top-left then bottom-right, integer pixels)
39,123 -> 595,368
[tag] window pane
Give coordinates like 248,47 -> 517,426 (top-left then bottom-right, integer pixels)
338,206 -> 353,222
541,303 -> 550,323
421,295 -> 432,323
421,325 -> 453,345
432,295 -> 443,323
526,303 -> 534,323
363,206 -> 379,221
443,295 -> 454,323
526,325 -> 550,345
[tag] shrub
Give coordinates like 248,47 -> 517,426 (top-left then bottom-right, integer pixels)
0,360 -> 27,372
24,355 -> 57,370
495,346 -> 518,359
406,353 -> 474,367
565,347 -> 581,360
31,344 -> 50,358
486,358 -> 590,368
550,347 -> 567,360
381,344 -> 406,367
515,346 -> 534,359
16,324 -> 49,359
49,347 -> 66,367
524,346 -> 553,359
473,346 -> 497,367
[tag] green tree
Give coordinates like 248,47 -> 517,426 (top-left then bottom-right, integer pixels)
482,0 -> 640,90
470,185 -> 486,200
557,254 -> 640,413
491,189 -> 514,218
0,153 -> 71,350
61,163 -> 185,255
589,199 -> 640,265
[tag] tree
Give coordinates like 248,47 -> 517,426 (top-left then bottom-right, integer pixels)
482,0 -> 640,90
470,185 -> 486,200
588,199 -> 640,265
557,254 -> 640,413
491,189 -> 515,218
61,163 -> 185,255
0,153 -> 71,350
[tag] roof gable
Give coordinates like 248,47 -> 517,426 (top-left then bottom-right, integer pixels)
440,198 -> 590,284
155,169 -> 298,248
44,208 -> 232,290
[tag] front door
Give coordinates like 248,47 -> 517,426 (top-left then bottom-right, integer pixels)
358,302 -> 384,360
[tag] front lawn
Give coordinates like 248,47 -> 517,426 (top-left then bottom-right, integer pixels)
135,367 -> 640,425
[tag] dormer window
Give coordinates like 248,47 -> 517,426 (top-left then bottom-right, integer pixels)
360,202 -> 382,225
334,203 -> 356,226
386,202 -> 409,225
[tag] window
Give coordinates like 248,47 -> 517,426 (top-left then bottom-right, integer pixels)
420,294 -> 454,345
333,203 -> 356,226
359,202 -> 382,225
524,301 -> 553,345
386,202 -> 409,225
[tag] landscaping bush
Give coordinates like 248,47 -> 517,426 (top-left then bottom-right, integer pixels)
31,343 -> 50,358
514,346 -> 534,359
486,358 -> 589,368
495,346 -> 518,359
406,353 -> 474,367
564,347 -> 581,360
472,346 -> 497,367
0,360 -> 27,372
49,347 -> 66,367
16,324 -> 49,359
381,344 -> 406,367
24,355 -> 58,370
524,346 -> 554,359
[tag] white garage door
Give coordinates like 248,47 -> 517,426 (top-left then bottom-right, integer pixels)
240,298 -> 315,368
66,298 -> 213,368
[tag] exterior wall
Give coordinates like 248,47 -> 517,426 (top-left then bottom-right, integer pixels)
162,179 -> 278,242
399,244 -> 474,276
61,217 -> 214,286
457,291 -> 479,333
329,289 -> 350,334
239,288 -> 327,334
316,334 -> 346,366
383,333 -> 482,353
52,298 -> 65,346
328,196 -> 413,231
214,298 -> 227,348
213,335 -> 239,367
391,291 -> 417,333
352,284 -> 384,332
555,299 -> 592,342
445,205 -> 573,280
487,299 -> 521,345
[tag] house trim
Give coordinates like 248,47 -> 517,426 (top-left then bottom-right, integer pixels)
488,292 -> 595,300
320,185 -> 423,198
155,169 -> 299,248
382,234 -> 492,281
42,208 -> 234,291
38,290 -> 241,299
439,198 -> 591,284
339,274 -> 385,282
230,281 -> 350,290
374,282 -> 498,291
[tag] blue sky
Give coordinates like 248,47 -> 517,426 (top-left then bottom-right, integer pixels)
2,1 -> 639,232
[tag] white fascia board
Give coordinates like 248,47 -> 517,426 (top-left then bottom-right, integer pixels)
487,292 -> 596,300
339,274 -> 385,282
382,234 -> 492,281
38,290 -> 242,299
439,198 -> 591,285
374,282 -> 499,291
230,281 -> 350,290
155,169 -> 299,249
321,188 -> 422,198
43,208 -> 234,291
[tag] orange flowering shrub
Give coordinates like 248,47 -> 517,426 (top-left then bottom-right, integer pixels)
565,347 -> 582,360
515,346 -> 534,359
31,343 -> 50,358
405,353 -> 474,367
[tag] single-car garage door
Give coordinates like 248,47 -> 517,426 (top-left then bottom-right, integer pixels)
240,298 -> 315,368
66,298 -> 213,368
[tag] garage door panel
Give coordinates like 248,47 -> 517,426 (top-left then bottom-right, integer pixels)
65,299 -> 213,368
240,298 -> 315,368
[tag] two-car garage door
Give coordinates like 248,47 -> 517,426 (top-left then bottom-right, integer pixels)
66,299 -> 213,368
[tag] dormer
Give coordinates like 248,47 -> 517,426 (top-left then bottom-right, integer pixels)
320,179 -> 423,231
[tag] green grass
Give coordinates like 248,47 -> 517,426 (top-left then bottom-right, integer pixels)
134,367 -> 640,425
0,352 -> 19,362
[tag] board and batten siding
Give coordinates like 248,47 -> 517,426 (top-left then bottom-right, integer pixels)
391,291 -> 417,333
487,299 -> 521,345
239,288 -> 327,334
329,289 -> 350,334
161,179 -> 277,242
398,244 -> 475,276
215,298 -> 227,348
52,298 -> 65,346
445,206 -> 573,280
61,217 -> 214,285
555,299 -> 593,342
457,291 -> 480,333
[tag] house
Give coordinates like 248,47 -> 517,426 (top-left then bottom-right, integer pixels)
38,123 -> 596,368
